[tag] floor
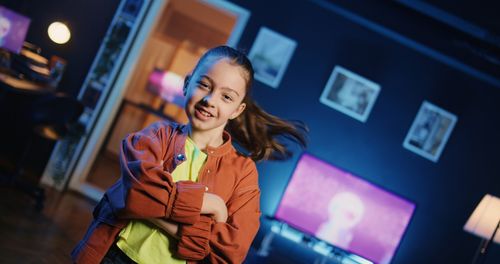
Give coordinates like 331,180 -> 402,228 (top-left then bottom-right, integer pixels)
0,179 -> 337,264
0,186 -> 95,263
0,185 -> 269,264
0,147 -> 303,264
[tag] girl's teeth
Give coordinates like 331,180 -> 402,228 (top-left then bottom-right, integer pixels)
200,109 -> 211,117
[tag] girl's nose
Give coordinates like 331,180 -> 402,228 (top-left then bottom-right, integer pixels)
202,94 -> 215,106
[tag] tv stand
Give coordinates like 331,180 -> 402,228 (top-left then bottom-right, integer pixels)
252,216 -> 373,264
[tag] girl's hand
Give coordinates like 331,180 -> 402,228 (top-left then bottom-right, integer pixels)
149,218 -> 179,239
201,192 -> 228,223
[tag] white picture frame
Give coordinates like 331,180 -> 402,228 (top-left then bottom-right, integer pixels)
248,27 -> 297,88
403,101 -> 458,162
319,66 -> 381,122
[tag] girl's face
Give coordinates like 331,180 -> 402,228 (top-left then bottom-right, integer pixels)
185,58 -> 247,134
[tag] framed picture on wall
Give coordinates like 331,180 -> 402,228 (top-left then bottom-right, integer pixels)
319,66 -> 381,122
248,27 -> 297,88
403,101 -> 457,162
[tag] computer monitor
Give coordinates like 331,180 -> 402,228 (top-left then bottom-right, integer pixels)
0,5 -> 30,54
275,153 -> 416,264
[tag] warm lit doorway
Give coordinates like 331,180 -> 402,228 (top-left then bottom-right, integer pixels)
67,0 -> 250,200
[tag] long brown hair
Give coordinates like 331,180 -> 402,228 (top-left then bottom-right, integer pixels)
191,46 -> 308,161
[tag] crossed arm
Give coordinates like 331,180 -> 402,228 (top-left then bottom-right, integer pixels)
116,122 -> 261,263
148,192 -> 229,239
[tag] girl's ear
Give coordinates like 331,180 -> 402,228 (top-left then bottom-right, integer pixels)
183,74 -> 191,96
230,103 -> 246,120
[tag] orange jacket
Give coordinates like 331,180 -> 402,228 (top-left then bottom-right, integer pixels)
71,121 -> 261,263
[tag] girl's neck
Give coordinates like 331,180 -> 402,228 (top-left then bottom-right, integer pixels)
188,125 -> 225,151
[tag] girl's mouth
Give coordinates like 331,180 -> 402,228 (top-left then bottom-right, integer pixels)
195,107 -> 214,119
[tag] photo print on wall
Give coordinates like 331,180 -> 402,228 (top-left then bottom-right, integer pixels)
320,66 -> 381,122
248,27 -> 297,88
403,101 -> 457,162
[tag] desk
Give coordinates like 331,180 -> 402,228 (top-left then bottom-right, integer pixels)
0,72 -> 55,95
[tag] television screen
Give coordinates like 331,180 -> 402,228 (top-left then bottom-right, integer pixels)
0,5 -> 30,54
275,153 -> 416,264
147,69 -> 185,107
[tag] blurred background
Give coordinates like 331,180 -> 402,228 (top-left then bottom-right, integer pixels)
0,0 -> 499,263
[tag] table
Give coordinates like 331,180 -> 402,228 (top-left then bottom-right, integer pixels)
0,72 -> 55,95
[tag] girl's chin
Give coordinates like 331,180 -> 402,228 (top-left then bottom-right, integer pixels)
191,118 -> 213,129
190,119 -> 227,133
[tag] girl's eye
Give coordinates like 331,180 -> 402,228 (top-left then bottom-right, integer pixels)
223,94 -> 233,102
197,81 -> 209,89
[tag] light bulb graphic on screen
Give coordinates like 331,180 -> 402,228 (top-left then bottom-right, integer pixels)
316,192 -> 365,249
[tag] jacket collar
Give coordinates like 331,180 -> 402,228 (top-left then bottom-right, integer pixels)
177,124 -> 234,157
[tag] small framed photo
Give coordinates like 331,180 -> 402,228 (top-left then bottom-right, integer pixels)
403,101 -> 457,162
319,66 -> 381,122
248,27 -> 297,88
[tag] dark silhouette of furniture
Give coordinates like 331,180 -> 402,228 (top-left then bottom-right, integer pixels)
1,92 -> 84,210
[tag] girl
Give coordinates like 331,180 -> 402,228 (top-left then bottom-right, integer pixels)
72,46 -> 307,264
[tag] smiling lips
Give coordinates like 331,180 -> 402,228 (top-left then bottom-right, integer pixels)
195,106 -> 214,120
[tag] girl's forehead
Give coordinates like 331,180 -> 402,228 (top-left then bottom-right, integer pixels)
192,58 -> 247,94
196,57 -> 230,73
195,58 -> 246,80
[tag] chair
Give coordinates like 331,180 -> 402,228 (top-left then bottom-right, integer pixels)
2,92 -> 84,210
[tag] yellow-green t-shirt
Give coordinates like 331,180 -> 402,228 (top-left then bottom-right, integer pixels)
116,137 -> 207,264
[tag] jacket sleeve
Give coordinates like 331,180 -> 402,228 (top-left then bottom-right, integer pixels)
176,160 -> 261,263
106,121 -> 206,224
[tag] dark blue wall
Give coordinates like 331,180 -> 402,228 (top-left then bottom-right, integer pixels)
230,0 -> 500,263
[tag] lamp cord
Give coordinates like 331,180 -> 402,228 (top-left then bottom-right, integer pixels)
472,218 -> 500,264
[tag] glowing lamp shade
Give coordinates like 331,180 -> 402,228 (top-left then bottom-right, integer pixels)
464,194 -> 500,243
48,22 -> 71,44
147,70 -> 185,107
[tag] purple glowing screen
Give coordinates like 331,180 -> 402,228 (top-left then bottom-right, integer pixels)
0,6 -> 30,54
275,154 -> 415,264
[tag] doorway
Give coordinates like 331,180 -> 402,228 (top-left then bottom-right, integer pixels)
68,0 -> 250,200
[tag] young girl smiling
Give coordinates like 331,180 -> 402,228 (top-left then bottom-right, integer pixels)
72,46 -> 307,264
